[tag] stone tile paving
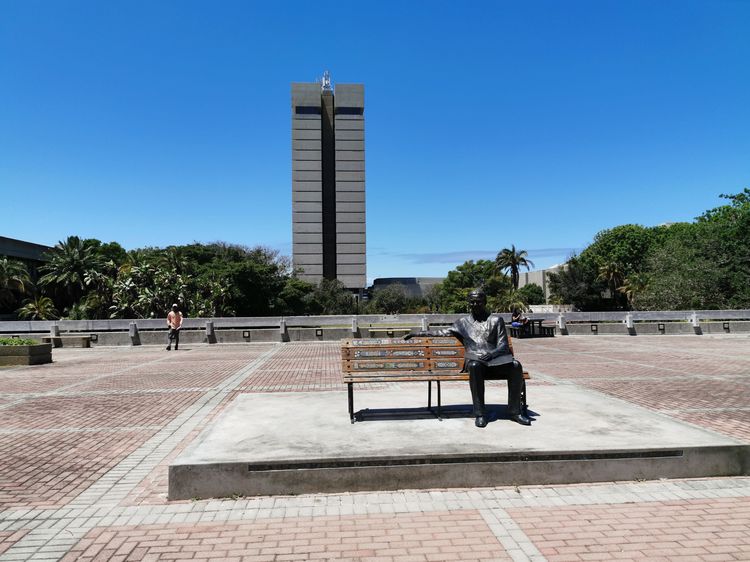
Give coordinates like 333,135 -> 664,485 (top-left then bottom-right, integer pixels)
510,496 -> 750,561
0,336 -> 748,561
60,511 -> 510,561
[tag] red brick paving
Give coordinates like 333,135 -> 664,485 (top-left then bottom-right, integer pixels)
239,342 -> 347,392
125,390 -> 244,506
674,410 -> 750,443
0,429 -> 155,508
510,496 -> 750,561
0,373 -> 94,394
0,392 -> 202,430
0,530 -> 28,555
1,337 -> 749,560
516,336 -> 750,442
61,511 -> 509,562
75,361 -> 252,392
579,378 -> 750,411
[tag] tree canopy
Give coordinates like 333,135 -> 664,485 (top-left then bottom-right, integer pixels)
549,189 -> 750,311
5,189 -> 746,318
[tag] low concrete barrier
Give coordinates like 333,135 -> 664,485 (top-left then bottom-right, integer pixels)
0,311 -> 748,346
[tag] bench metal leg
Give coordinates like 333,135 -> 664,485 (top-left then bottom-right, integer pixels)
437,380 -> 442,420
428,380 -> 432,409
348,383 -> 355,423
521,379 -> 528,415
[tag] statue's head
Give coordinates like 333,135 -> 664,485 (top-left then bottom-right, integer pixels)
172,303 -> 179,311
468,288 -> 487,311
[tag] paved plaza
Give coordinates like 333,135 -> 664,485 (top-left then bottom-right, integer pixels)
0,335 -> 749,561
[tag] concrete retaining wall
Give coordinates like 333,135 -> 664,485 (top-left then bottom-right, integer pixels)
1,312 -> 749,346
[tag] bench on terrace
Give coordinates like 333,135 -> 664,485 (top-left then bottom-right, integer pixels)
341,336 -> 529,423
41,335 -> 92,348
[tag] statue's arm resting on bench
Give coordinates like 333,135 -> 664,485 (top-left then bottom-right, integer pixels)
404,327 -> 458,340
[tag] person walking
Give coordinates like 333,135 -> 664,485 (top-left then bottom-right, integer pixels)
166,303 -> 183,351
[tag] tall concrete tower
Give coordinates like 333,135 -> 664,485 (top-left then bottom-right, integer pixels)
291,72 -> 365,290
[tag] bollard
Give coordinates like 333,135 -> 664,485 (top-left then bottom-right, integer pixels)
48,324 -> 62,347
205,321 -> 216,344
421,317 -> 428,331
351,316 -> 358,334
690,312 -> 702,335
557,313 -> 566,330
129,322 -> 141,346
625,313 -> 634,329
279,318 -> 288,342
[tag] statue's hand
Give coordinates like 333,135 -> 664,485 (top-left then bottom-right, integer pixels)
403,333 -> 414,340
479,352 -> 493,362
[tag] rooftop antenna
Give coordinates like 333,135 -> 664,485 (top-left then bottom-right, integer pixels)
320,70 -> 333,92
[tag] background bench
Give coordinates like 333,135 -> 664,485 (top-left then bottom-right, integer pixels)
41,335 -> 92,348
341,336 -> 529,423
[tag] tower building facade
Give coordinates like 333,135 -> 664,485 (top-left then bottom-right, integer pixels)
291,73 -> 365,290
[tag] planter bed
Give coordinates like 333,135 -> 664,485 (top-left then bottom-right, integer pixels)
0,343 -> 53,366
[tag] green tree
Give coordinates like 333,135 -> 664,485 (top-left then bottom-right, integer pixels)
304,279 -> 356,315
579,224 -> 658,274
17,296 -> 59,320
618,273 -> 649,310
517,283 -> 545,305
495,245 -> 534,290
39,236 -> 103,311
695,188 -> 750,308
435,260 -> 511,313
547,255 -> 606,310
556,224 -> 661,310
596,261 -> 626,309
0,258 -> 32,312
638,227 -> 727,310
497,290 -> 528,313
274,277 -> 316,316
368,284 -> 410,314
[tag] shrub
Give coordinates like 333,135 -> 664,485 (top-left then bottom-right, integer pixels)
0,337 -> 39,346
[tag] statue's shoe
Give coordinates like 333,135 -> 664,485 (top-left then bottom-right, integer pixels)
510,413 -> 531,426
475,415 -> 488,428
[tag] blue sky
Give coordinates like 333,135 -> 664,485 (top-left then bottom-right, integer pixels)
2,1 -> 748,283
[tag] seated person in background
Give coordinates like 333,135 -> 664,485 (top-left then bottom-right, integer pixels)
511,308 -> 529,329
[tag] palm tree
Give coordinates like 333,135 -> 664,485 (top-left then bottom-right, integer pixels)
596,261 -> 625,308
0,258 -> 32,309
17,296 -> 59,320
39,236 -> 102,307
495,245 -> 535,290
618,273 -> 649,310
496,290 -> 528,313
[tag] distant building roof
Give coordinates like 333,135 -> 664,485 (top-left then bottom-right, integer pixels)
0,236 -> 52,262
372,277 -> 444,286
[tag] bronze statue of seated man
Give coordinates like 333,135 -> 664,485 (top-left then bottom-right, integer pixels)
405,288 -> 531,428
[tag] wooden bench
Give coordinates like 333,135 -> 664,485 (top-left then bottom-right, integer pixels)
341,336 -> 529,423
41,335 -> 92,348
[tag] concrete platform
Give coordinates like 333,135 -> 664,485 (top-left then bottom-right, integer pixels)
168,385 -> 750,500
